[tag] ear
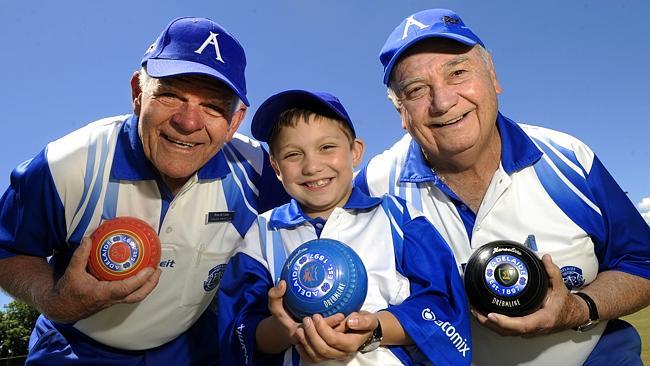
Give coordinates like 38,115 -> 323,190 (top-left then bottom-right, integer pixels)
399,106 -> 409,130
351,138 -> 366,168
269,155 -> 283,183
487,55 -> 503,95
130,71 -> 143,116
225,103 -> 247,141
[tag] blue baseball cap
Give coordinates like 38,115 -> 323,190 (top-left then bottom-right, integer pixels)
142,17 -> 249,106
380,9 -> 484,85
251,90 -> 355,143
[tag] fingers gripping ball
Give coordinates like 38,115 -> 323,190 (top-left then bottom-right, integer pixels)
88,217 -> 161,281
280,239 -> 368,321
464,240 -> 548,317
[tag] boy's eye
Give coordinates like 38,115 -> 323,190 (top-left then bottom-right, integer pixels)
283,151 -> 301,159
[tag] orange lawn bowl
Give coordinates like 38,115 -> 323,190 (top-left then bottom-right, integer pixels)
88,217 -> 161,281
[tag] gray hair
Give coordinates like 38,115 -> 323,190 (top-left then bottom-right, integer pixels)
386,45 -> 493,109
137,67 -> 243,119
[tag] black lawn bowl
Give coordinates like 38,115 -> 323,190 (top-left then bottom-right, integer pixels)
464,240 -> 548,317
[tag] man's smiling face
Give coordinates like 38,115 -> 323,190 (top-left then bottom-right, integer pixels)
132,72 -> 245,194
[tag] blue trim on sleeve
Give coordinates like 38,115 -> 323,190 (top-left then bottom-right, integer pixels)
101,180 -> 120,221
543,137 -> 588,177
389,160 -> 397,197
258,216 -> 269,261
221,172 -> 257,238
411,183 -> 423,211
532,137 -> 595,204
0,149 -> 67,259
533,155 -> 606,244
69,130 -> 111,244
381,196 -> 405,274
586,157 -> 650,278
75,138 -> 97,217
388,216 -> 472,365
271,230 -> 286,283
223,148 -> 260,211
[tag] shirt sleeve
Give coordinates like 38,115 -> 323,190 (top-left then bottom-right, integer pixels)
587,156 -> 650,279
217,251 -> 277,366
386,216 -> 472,366
0,148 -> 67,260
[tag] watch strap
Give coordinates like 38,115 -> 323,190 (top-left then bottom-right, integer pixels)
359,320 -> 383,353
573,292 -> 599,332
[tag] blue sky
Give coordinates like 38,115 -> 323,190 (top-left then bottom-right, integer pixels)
2,1 -> 649,308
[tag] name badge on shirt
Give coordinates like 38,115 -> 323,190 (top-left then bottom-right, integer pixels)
206,211 -> 235,223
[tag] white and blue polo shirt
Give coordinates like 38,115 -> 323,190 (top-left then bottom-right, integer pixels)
355,113 -> 650,366
218,187 -> 471,366
0,114 -> 287,350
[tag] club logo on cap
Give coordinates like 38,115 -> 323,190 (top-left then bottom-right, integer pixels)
195,32 -> 224,63
443,15 -> 460,25
402,16 -> 428,39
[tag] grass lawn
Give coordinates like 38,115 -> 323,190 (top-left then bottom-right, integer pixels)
622,306 -> 650,364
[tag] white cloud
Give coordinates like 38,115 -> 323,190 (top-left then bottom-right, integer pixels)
637,197 -> 650,225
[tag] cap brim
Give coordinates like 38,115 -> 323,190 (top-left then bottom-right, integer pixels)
146,59 -> 249,106
383,33 -> 479,85
251,90 -> 350,142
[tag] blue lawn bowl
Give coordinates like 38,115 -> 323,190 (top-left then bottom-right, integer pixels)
280,238 -> 368,321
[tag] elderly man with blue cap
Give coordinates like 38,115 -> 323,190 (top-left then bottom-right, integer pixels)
0,17 -> 287,365
355,8 -> 650,366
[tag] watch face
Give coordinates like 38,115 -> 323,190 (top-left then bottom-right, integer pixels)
359,339 -> 381,353
359,323 -> 383,353
577,320 -> 599,332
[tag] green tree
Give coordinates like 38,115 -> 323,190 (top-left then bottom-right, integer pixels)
0,300 -> 39,357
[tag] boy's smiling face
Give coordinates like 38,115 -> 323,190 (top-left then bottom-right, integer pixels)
270,114 -> 364,219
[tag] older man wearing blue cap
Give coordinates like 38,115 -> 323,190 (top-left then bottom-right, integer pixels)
0,17 -> 287,365
355,8 -> 650,366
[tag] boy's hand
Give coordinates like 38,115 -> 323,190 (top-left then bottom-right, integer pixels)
260,280 -> 347,355
298,311 -> 376,363
268,280 -> 302,343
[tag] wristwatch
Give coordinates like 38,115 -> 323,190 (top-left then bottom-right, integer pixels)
573,292 -> 600,332
359,320 -> 383,353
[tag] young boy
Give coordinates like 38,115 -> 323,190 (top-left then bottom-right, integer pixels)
217,90 -> 470,365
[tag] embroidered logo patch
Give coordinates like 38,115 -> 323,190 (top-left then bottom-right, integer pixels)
560,266 -> 585,289
204,263 -> 227,291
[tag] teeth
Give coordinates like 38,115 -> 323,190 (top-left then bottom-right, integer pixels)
165,135 -> 195,148
305,179 -> 329,188
441,114 -> 464,126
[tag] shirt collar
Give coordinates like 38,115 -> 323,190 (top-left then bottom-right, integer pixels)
268,186 -> 382,230
399,112 -> 542,183
110,115 -> 231,181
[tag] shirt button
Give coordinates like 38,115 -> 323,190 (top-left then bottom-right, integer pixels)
461,205 -> 468,211
315,223 -> 323,229
165,226 -> 173,234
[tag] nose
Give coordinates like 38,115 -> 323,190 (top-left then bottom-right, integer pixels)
171,104 -> 205,133
301,153 -> 324,175
428,84 -> 458,117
